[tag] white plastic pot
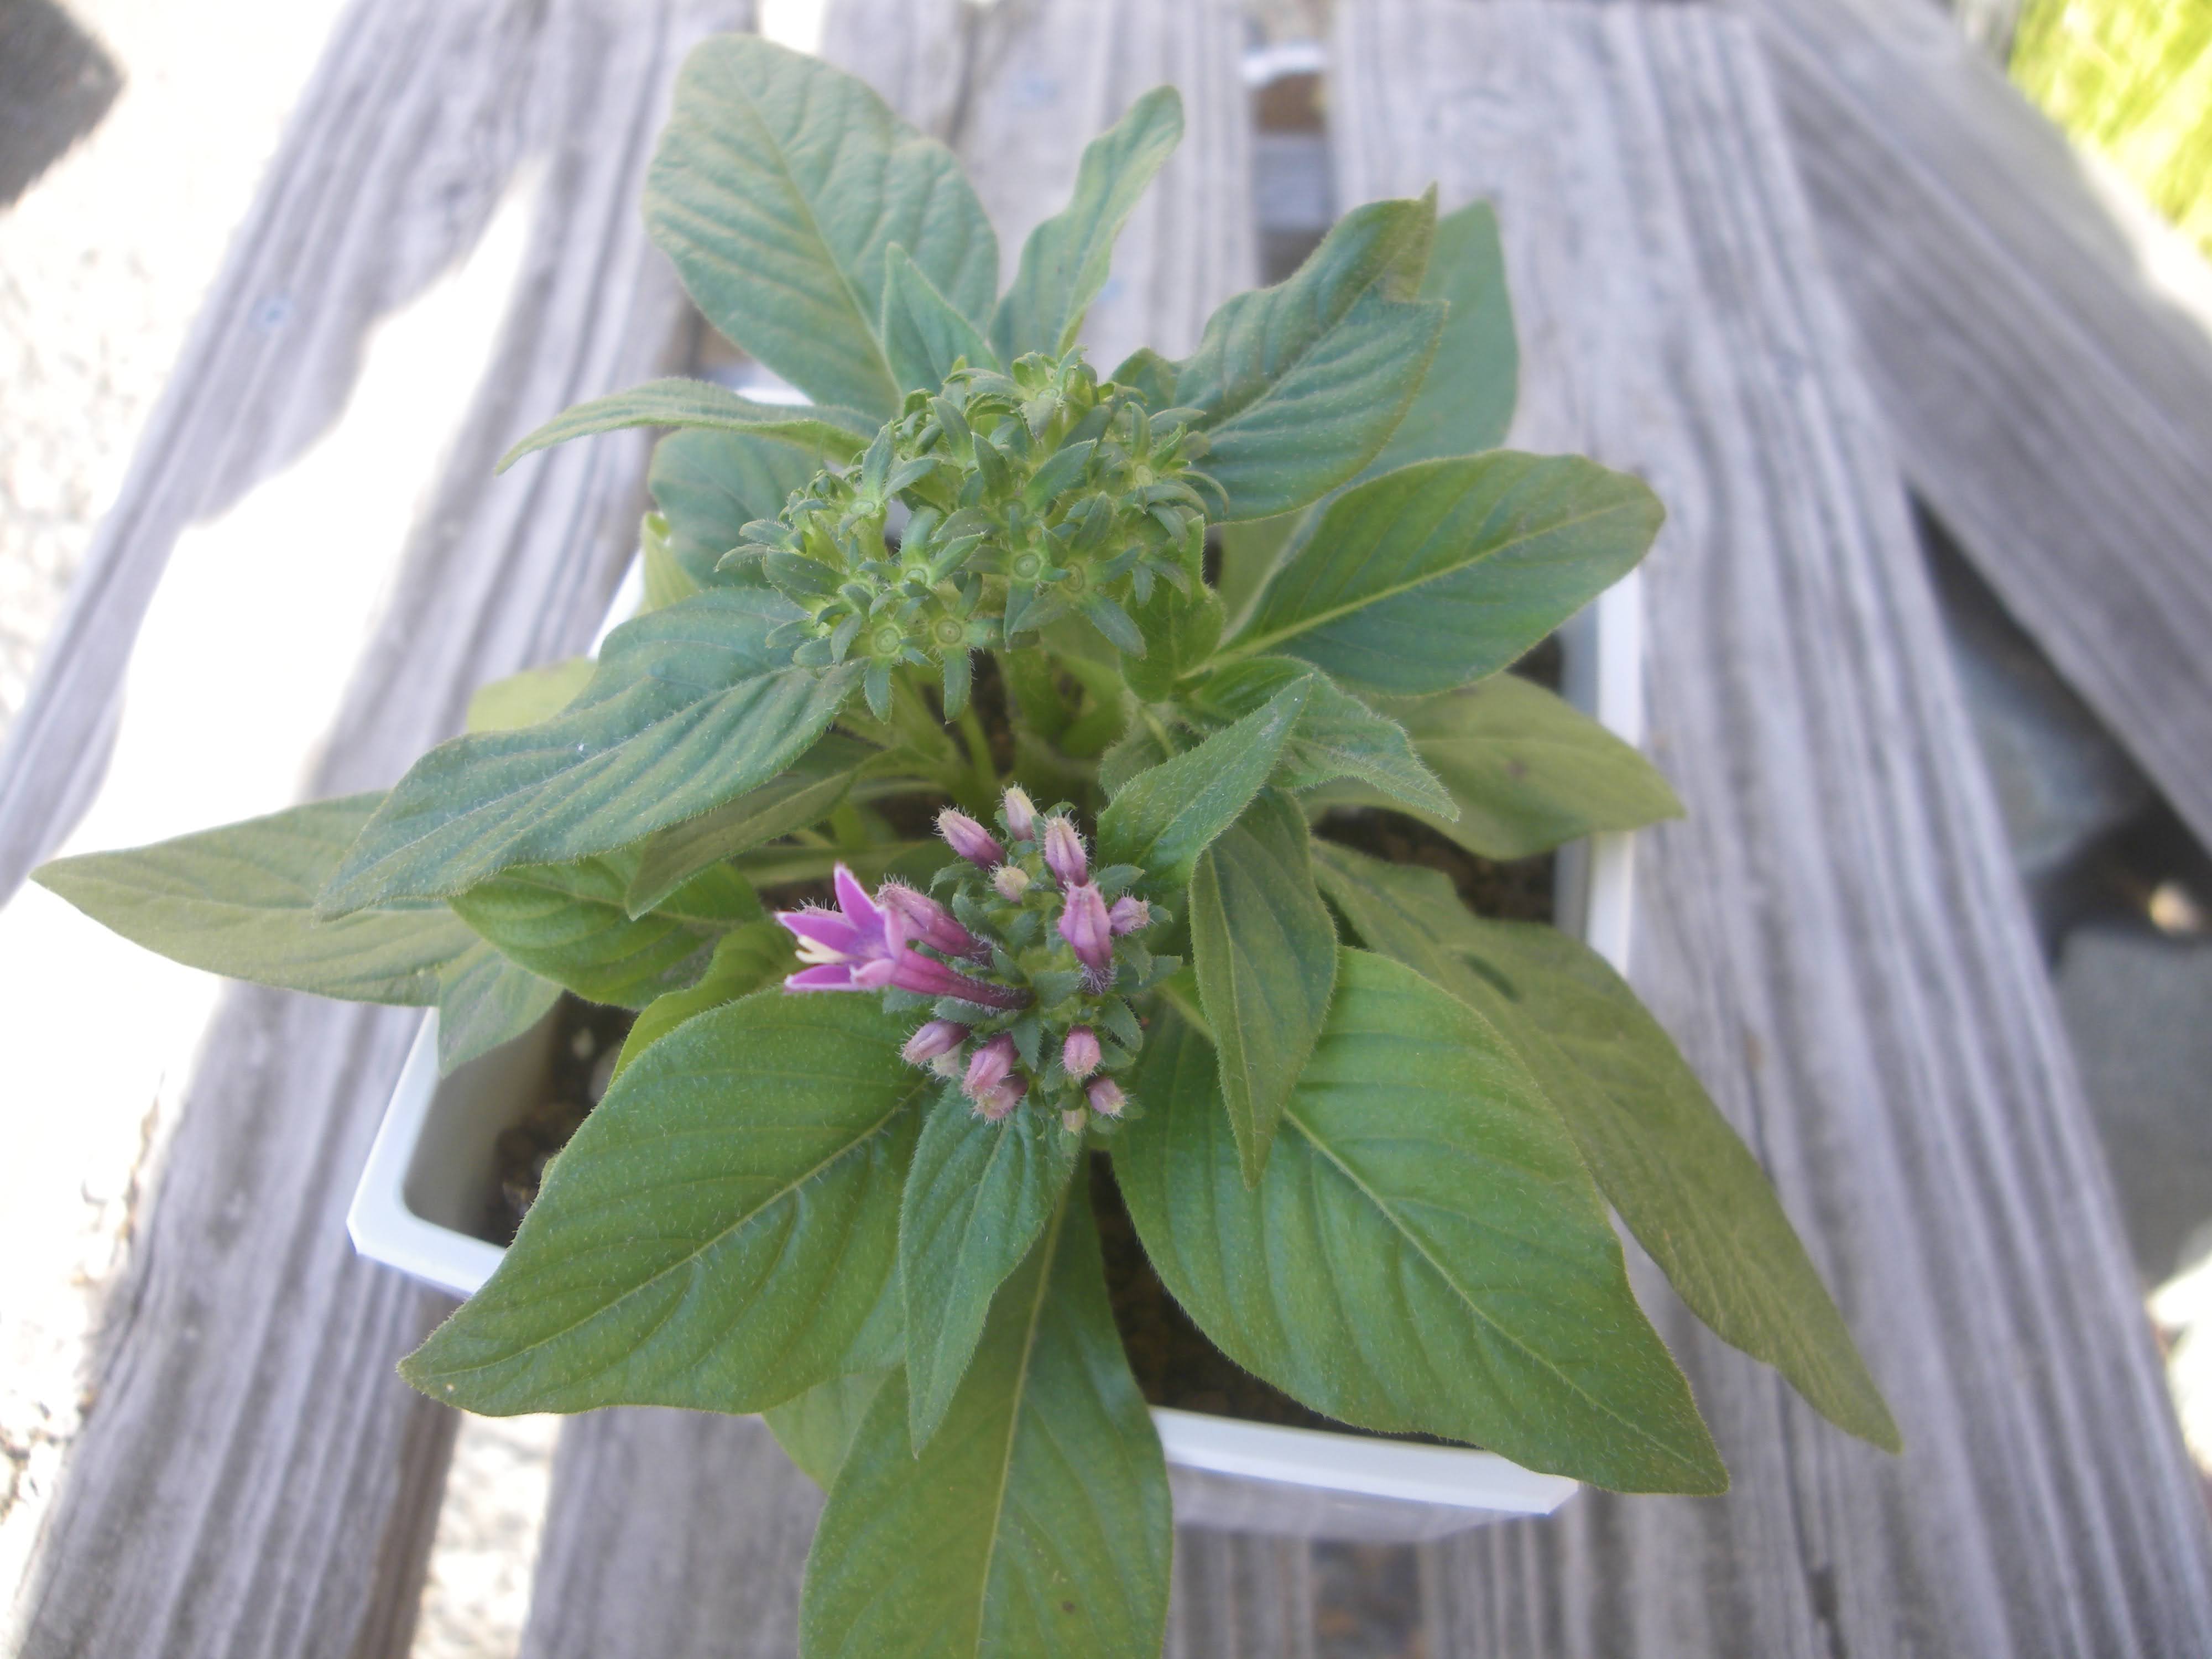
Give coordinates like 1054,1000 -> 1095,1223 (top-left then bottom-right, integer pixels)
349,571 -> 1644,1540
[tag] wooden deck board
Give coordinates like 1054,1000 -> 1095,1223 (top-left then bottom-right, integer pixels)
7,3 -> 728,1652
1336,4 -> 2212,1653
1740,0 -> 2212,854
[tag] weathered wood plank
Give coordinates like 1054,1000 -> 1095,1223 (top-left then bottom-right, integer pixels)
515,7 -> 1277,1652
8,3 -> 727,1653
1337,4 -> 2212,1653
1739,0 -> 2212,855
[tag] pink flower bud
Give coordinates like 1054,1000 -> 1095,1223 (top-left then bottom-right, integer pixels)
1001,785 -> 1037,842
973,1075 -> 1027,1122
877,880 -> 983,958
889,950 -> 1029,1009
1107,895 -> 1151,936
1085,1076 -> 1126,1118
901,1019 -> 968,1066
1062,1026 -> 1102,1081
993,864 -> 1032,902
937,807 -> 1005,868
1061,1107 -> 1088,1135
1057,880 -> 1115,979
1041,815 -> 1088,886
963,1033 -> 1018,1102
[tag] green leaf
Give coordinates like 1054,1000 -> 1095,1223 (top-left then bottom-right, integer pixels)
640,510 -> 703,612
1121,578 -> 1224,701
900,1087 -> 1085,1449
1310,674 -> 1681,859
1096,675 -> 1310,889
1213,512 -> 1296,630
1192,655 -> 1451,818
495,378 -> 873,473
1358,199 -> 1517,479
992,86 -> 1184,361
1190,790 -> 1337,1184
1312,842 -> 1898,1453
764,1369 -> 890,1489
1177,196 -> 1444,520
612,920 -> 794,1082
432,940 -> 562,1072
401,991 -> 925,1414
622,735 -> 886,916
1115,952 -> 1726,1494
448,853 -> 757,1010
466,659 -> 596,734
881,244 -> 1000,396
33,794 -> 476,1003
732,838 -> 941,893
801,1190 -> 1171,1659
1108,346 -> 1177,409
650,426 -> 825,591
1233,452 -> 1660,696
644,35 -> 997,417
319,588 -> 859,913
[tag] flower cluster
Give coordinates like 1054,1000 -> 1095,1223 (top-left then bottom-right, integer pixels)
774,786 -> 1175,1134
728,349 -> 1215,720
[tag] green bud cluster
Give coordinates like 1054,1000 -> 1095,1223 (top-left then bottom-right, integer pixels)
728,349 -> 1217,719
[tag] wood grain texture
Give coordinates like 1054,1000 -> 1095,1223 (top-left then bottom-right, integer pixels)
1337,4 -> 2212,1653
7,3 -> 731,1653
1741,0 -> 2212,854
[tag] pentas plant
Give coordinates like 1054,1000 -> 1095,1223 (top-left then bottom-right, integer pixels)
35,36 -> 1898,1659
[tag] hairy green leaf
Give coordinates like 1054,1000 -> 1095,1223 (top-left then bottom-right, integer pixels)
1309,674 -> 1680,858
401,992 -> 925,1414
1097,675 -> 1310,889
466,659 -> 596,734
449,854 -> 757,1009
650,427 -> 825,590
320,589 -> 859,913
882,243 -> 999,396
640,510 -> 703,612
432,940 -> 562,1072
1115,953 -> 1726,1494
1358,199 -> 1517,478
764,1369 -> 890,1489
1310,841 -> 1898,1452
645,35 -> 997,416
611,920 -> 794,1082
622,735 -> 886,916
1190,790 -> 1337,1183
495,378 -> 872,473
1121,578 -> 1224,701
992,86 -> 1183,361
801,1190 -> 1171,1659
1213,512 -> 1297,630
1193,656 -> 1451,817
1178,196 -> 1444,520
900,1087 -> 1084,1449
34,795 -> 476,1003
1233,452 -> 1661,695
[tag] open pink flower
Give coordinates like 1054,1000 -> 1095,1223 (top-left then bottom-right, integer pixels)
778,864 -> 1027,1008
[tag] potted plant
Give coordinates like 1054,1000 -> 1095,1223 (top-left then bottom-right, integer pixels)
36,36 -> 1898,1657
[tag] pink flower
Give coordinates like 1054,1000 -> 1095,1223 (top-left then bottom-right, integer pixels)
877,880 -> 983,958
1107,895 -> 1151,936
778,864 -> 1026,1008
1041,816 -> 1088,886
1062,1026 -> 1102,1081
1086,1076 -> 1126,1118
937,808 -> 1005,868
901,1019 -> 968,1066
1001,785 -> 1037,842
973,1076 -> 1027,1122
1057,880 -> 1114,980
